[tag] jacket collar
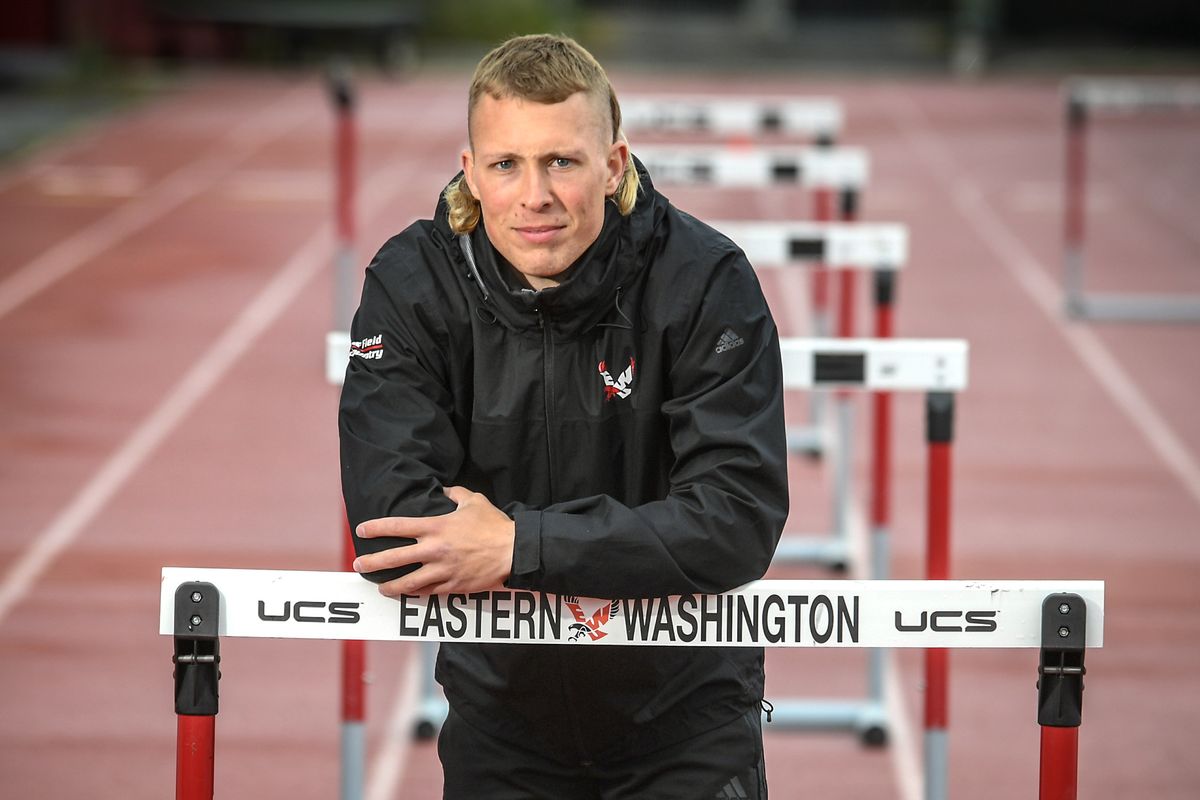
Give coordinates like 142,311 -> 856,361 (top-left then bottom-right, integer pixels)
437,157 -> 664,338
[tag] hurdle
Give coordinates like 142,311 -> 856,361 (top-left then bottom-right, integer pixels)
635,143 -> 867,192
1062,77 -> 1200,322
622,95 -> 843,144
164,569 -> 1102,798
715,223 -> 906,578
625,95 -> 850,443
325,65 -> 366,800
770,337 -> 966,760
713,221 -> 907,459
640,143 -> 871,459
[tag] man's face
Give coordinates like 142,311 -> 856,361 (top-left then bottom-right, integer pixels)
462,91 -> 629,290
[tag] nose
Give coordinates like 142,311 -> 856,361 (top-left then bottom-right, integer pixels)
520,166 -> 553,210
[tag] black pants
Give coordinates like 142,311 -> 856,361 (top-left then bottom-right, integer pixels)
439,705 -> 767,800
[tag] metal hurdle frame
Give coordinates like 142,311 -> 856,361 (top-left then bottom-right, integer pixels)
1062,77 -> 1200,322
622,95 -> 843,144
165,570 -> 1102,800
638,143 -> 871,461
635,143 -> 867,190
713,223 -> 908,572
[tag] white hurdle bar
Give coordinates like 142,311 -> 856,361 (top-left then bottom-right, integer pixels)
780,337 -> 967,393
1063,77 -> 1200,322
714,221 -> 907,270
165,569 -> 1102,800
161,568 -> 1103,648
636,143 -> 868,190
622,95 -> 843,143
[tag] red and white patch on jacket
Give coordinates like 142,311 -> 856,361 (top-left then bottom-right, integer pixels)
349,333 -> 384,360
598,358 -> 635,400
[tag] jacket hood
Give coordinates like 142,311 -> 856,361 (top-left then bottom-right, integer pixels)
432,156 -> 668,338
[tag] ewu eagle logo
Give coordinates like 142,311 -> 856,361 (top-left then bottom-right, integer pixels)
598,358 -> 635,400
564,597 -> 620,642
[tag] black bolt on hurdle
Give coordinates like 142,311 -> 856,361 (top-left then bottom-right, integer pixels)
173,581 -> 220,800
1038,593 -> 1087,800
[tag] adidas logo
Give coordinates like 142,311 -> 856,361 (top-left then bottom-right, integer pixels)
714,775 -> 750,799
715,328 -> 745,354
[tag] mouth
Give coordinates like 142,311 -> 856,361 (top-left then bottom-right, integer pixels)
515,225 -> 565,244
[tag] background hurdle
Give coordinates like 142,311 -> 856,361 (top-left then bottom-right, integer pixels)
622,95 -> 843,145
714,222 -> 907,571
622,95 -> 847,437
774,338 -> 966,752
1062,77 -> 1200,322
640,143 -> 870,464
163,570 -> 1102,800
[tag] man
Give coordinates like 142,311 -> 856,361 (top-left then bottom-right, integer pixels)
339,34 -> 788,799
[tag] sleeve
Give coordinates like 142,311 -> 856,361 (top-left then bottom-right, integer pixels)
507,247 -> 789,599
338,246 -> 463,584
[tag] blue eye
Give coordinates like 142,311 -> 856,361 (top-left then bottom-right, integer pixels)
552,158 -> 572,168
494,160 -> 513,171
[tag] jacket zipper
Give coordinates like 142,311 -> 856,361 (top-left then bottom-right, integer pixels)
539,307 -> 589,764
538,309 -> 557,502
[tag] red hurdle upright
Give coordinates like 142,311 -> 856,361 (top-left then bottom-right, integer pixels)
1062,94 -> 1087,318
173,582 -> 220,800
1038,593 -> 1087,800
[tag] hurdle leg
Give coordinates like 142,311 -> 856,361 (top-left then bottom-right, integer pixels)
829,393 -> 854,572
329,62 -> 359,332
1038,593 -> 1087,800
827,209 -> 860,571
793,186 -> 835,458
341,521 -> 367,800
865,270 -> 897,742
924,393 -> 955,800
1062,94 -> 1087,318
177,716 -> 216,800
173,582 -> 220,800
414,641 -> 448,739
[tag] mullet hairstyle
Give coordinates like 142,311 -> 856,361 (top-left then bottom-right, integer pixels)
444,34 -> 640,235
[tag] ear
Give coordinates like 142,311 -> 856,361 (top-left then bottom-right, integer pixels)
605,138 -> 630,196
460,148 -> 478,196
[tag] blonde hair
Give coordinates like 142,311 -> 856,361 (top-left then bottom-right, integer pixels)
444,34 -> 640,235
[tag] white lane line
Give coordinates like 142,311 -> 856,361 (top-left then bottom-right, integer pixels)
0,225 -> 331,626
848,492 -> 922,800
0,84 -> 314,321
885,91 -> 1200,512
365,645 -> 423,800
884,650 -> 923,800
0,147 -> 428,629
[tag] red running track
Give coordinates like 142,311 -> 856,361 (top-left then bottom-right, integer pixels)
1,67 -> 1198,799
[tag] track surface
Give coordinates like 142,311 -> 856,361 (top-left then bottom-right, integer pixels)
1,68 -> 1198,798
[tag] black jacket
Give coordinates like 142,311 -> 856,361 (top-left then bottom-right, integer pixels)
339,163 -> 788,764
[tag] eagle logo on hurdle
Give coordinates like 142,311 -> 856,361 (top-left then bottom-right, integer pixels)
598,358 -> 635,401
564,597 -> 620,642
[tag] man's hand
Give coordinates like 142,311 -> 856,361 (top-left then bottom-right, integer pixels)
352,486 -> 515,597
